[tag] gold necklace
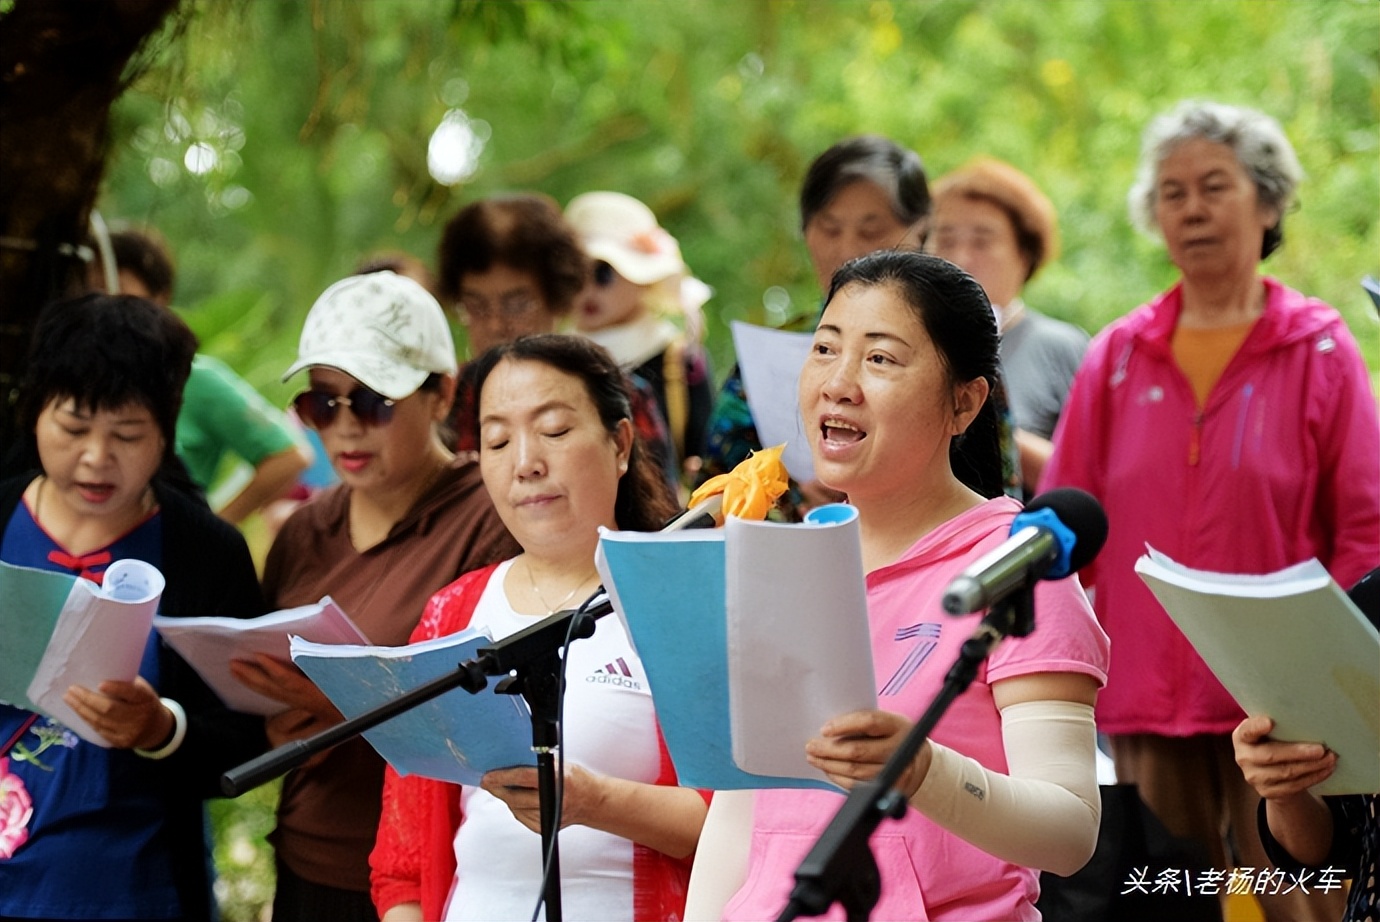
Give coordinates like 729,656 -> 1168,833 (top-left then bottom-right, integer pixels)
523,559 -> 595,615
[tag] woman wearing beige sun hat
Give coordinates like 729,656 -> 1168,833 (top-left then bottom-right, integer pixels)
565,191 -> 714,489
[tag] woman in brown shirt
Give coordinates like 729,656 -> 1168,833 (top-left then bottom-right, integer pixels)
231,271 -> 519,922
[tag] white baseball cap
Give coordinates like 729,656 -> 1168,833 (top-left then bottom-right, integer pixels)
282,271 -> 457,399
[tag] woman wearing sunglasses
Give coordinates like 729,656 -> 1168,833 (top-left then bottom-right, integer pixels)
229,271 -> 519,922
564,191 -> 715,491
371,334 -> 704,922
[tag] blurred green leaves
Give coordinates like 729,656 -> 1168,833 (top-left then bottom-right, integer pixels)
100,0 -> 1379,403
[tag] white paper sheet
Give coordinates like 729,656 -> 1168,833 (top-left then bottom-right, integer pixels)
726,504 -> 875,778
1136,549 -> 1380,795
27,559 -> 165,746
153,598 -> 368,716
731,321 -> 815,483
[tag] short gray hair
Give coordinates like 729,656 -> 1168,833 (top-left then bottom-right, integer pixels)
1128,100 -> 1303,258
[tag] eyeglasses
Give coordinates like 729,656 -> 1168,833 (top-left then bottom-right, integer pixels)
457,290 -> 543,320
593,260 -> 616,288
292,387 -> 397,429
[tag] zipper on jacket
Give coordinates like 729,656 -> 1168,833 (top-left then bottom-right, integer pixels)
1188,412 -> 1203,466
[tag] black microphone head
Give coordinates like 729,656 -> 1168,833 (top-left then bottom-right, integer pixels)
1348,567 -> 1380,631
1024,487 -> 1108,575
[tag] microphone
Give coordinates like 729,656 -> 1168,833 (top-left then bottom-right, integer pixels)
659,493 -> 724,532
942,488 -> 1107,616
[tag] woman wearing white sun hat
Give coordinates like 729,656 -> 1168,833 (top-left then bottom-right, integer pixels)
565,191 -> 714,489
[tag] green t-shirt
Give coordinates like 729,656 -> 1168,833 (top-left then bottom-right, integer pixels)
176,354 -> 299,489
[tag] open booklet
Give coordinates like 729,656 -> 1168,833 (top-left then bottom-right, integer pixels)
25,560 -> 166,746
596,503 -> 875,792
290,629 -> 536,786
153,599 -> 370,716
1136,548 -> 1379,795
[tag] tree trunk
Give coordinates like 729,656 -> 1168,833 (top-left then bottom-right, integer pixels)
0,0 -> 180,447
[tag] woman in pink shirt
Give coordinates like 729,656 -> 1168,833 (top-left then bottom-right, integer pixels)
689,251 -> 1110,921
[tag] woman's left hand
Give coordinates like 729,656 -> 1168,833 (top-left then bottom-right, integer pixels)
805,709 -> 933,797
63,677 -> 172,750
480,764 -> 608,834
229,652 -> 341,722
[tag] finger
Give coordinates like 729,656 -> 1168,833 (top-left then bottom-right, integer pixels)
252,652 -> 305,678
1233,715 -> 1274,745
820,770 -> 860,791
820,710 -> 887,738
96,679 -> 152,704
806,735 -> 893,765
806,754 -> 881,782
63,688 -> 101,723
1252,739 -> 1329,767
229,660 -> 275,689
484,767 -> 538,788
65,684 -> 114,715
820,709 -> 908,740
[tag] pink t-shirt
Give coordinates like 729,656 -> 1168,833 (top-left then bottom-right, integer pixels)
723,497 -> 1110,921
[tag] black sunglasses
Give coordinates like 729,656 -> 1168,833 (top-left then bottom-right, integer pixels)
292,387 -> 397,429
593,260 -> 616,288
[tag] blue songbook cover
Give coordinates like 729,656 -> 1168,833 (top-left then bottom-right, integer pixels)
596,504 -> 874,792
291,630 -> 536,786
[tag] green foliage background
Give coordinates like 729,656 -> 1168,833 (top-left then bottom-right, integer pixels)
95,2 -> 1377,917
105,0 -> 1378,402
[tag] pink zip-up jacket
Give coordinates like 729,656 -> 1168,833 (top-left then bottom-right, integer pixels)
1041,277 -> 1380,737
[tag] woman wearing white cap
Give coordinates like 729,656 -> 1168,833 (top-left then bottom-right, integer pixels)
230,271 -> 520,922
565,191 -> 714,489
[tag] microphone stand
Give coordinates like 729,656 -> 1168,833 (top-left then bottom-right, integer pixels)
775,584 -> 1036,922
221,595 -> 615,922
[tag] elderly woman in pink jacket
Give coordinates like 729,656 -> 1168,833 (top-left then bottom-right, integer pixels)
1042,100 -> 1379,922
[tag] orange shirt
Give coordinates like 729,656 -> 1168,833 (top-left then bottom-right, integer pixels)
1171,321 -> 1256,408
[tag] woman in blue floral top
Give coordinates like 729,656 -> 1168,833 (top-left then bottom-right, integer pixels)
0,293 -> 267,921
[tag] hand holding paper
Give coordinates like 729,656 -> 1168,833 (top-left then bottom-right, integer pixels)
153,598 -> 368,716
1136,549 -> 1379,794
1232,715 -> 1338,801
806,709 -> 931,797
27,559 -> 165,746
62,675 -> 173,751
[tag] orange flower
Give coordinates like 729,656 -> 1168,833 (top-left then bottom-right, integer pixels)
689,444 -> 790,522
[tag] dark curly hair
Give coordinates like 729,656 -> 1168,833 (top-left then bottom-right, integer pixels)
470,334 -> 678,532
436,194 -> 588,314
11,293 -> 199,485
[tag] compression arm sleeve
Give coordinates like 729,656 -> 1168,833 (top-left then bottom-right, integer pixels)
684,789 -> 754,921
908,699 -> 1101,876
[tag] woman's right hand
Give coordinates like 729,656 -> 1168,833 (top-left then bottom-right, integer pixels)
1232,715 -> 1337,800
229,652 -> 341,722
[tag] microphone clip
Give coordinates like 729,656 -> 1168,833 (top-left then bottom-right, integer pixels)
983,582 -> 1036,641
